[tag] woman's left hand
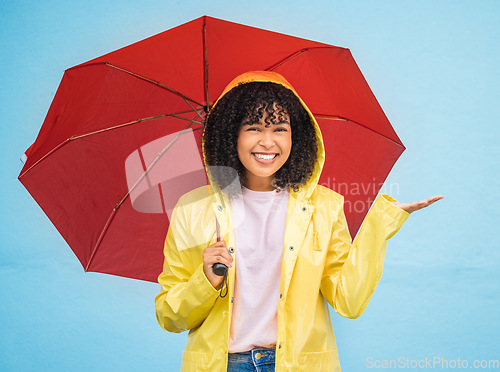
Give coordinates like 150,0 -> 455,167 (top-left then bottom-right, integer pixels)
391,195 -> 444,214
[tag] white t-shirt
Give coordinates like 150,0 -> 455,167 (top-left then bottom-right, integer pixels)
228,186 -> 289,352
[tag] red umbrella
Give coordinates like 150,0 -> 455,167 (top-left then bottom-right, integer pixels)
18,16 -> 404,282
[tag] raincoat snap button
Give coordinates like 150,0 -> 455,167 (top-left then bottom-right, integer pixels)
289,246 -> 294,251
302,207 -> 307,212
217,205 -> 223,211
278,344 -> 282,349
229,247 -> 235,253
280,293 -> 283,299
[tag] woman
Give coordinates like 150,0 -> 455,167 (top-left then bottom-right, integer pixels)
155,71 -> 442,371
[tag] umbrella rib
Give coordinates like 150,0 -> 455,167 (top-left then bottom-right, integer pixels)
69,62 -> 205,122
71,113 -> 203,140
266,46 -> 340,71
86,208 -> 117,272
18,139 -> 70,179
19,110 -> 203,179
314,114 -> 405,148
265,47 -> 404,147
203,16 -> 210,111
136,147 -> 168,214
85,119 -> 197,272
181,96 -> 205,122
104,63 -> 205,108
114,120 -> 197,209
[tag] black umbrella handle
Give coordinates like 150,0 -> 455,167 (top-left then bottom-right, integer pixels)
213,262 -> 228,276
212,217 -> 229,278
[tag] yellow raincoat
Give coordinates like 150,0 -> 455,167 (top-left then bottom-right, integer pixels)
155,71 -> 410,371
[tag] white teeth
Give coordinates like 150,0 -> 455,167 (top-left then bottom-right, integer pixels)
253,153 -> 276,160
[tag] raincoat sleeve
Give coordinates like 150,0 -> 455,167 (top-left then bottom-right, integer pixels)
321,194 -> 410,319
155,198 -> 220,333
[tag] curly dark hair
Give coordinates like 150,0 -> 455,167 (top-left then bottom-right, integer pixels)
203,81 -> 318,197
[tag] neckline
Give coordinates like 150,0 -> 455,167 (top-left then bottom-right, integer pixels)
241,186 -> 287,200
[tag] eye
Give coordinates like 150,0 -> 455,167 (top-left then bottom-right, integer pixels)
275,127 -> 289,132
246,127 -> 260,132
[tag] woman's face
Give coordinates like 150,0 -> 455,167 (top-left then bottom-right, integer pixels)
237,103 -> 292,191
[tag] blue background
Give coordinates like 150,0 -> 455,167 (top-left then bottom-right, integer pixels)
1,1 -> 498,371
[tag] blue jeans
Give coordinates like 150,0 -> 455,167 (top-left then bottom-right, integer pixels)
227,347 -> 276,372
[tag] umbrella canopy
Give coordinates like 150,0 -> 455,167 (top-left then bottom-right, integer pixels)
18,16 -> 404,282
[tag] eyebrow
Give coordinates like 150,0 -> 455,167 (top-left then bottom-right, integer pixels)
241,121 -> 291,126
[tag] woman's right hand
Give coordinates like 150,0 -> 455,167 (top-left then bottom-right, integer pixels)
203,240 -> 233,289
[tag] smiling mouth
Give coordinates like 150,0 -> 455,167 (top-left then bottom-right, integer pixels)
252,153 -> 278,160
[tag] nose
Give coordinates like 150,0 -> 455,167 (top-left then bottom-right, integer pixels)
258,130 -> 275,148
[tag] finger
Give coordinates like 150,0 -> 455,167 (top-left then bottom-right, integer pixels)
209,247 -> 233,262
426,195 -> 444,202
203,254 -> 232,269
205,245 -> 231,256
209,254 -> 233,268
411,195 -> 443,211
204,247 -> 233,263
211,240 -> 227,249
425,196 -> 444,206
210,240 -> 227,247
405,200 -> 427,212
426,199 -> 439,206
417,199 -> 434,210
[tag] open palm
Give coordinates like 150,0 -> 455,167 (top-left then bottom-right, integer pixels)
391,195 -> 444,214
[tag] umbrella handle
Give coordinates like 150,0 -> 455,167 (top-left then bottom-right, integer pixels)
213,263 -> 228,276
213,218 -> 228,277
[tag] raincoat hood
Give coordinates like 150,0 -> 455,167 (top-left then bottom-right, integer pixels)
203,71 -> 325,201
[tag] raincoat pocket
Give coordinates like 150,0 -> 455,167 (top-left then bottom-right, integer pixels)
298,350 -> 339,371
181,350 -> 209,371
